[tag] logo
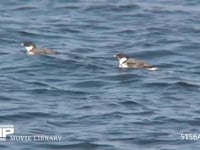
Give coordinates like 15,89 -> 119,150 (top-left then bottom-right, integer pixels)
0,125 -> 14,141
0,125 -> 61,142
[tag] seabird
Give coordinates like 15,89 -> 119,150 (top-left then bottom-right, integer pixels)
114,53 -> 157,71
21,42 -> 58,55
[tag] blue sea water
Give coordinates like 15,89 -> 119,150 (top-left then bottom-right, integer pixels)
0,0 -> 200,149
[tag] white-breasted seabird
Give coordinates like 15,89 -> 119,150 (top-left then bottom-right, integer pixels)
21,42 -> 59,55
114,53 -> 157,71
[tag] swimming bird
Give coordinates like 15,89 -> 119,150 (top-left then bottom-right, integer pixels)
114,53 -> 157,71
21,42 -> 58,55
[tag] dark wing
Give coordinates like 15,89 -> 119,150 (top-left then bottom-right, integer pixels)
34,48 -> 58,54
43,49 -> 58,54
126,59 -> 153,68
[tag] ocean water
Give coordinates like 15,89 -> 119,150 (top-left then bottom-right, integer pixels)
0,0 -> 200,149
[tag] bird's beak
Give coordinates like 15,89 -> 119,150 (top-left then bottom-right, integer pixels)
113,54 -> 116,57
21,43 -> 24,46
